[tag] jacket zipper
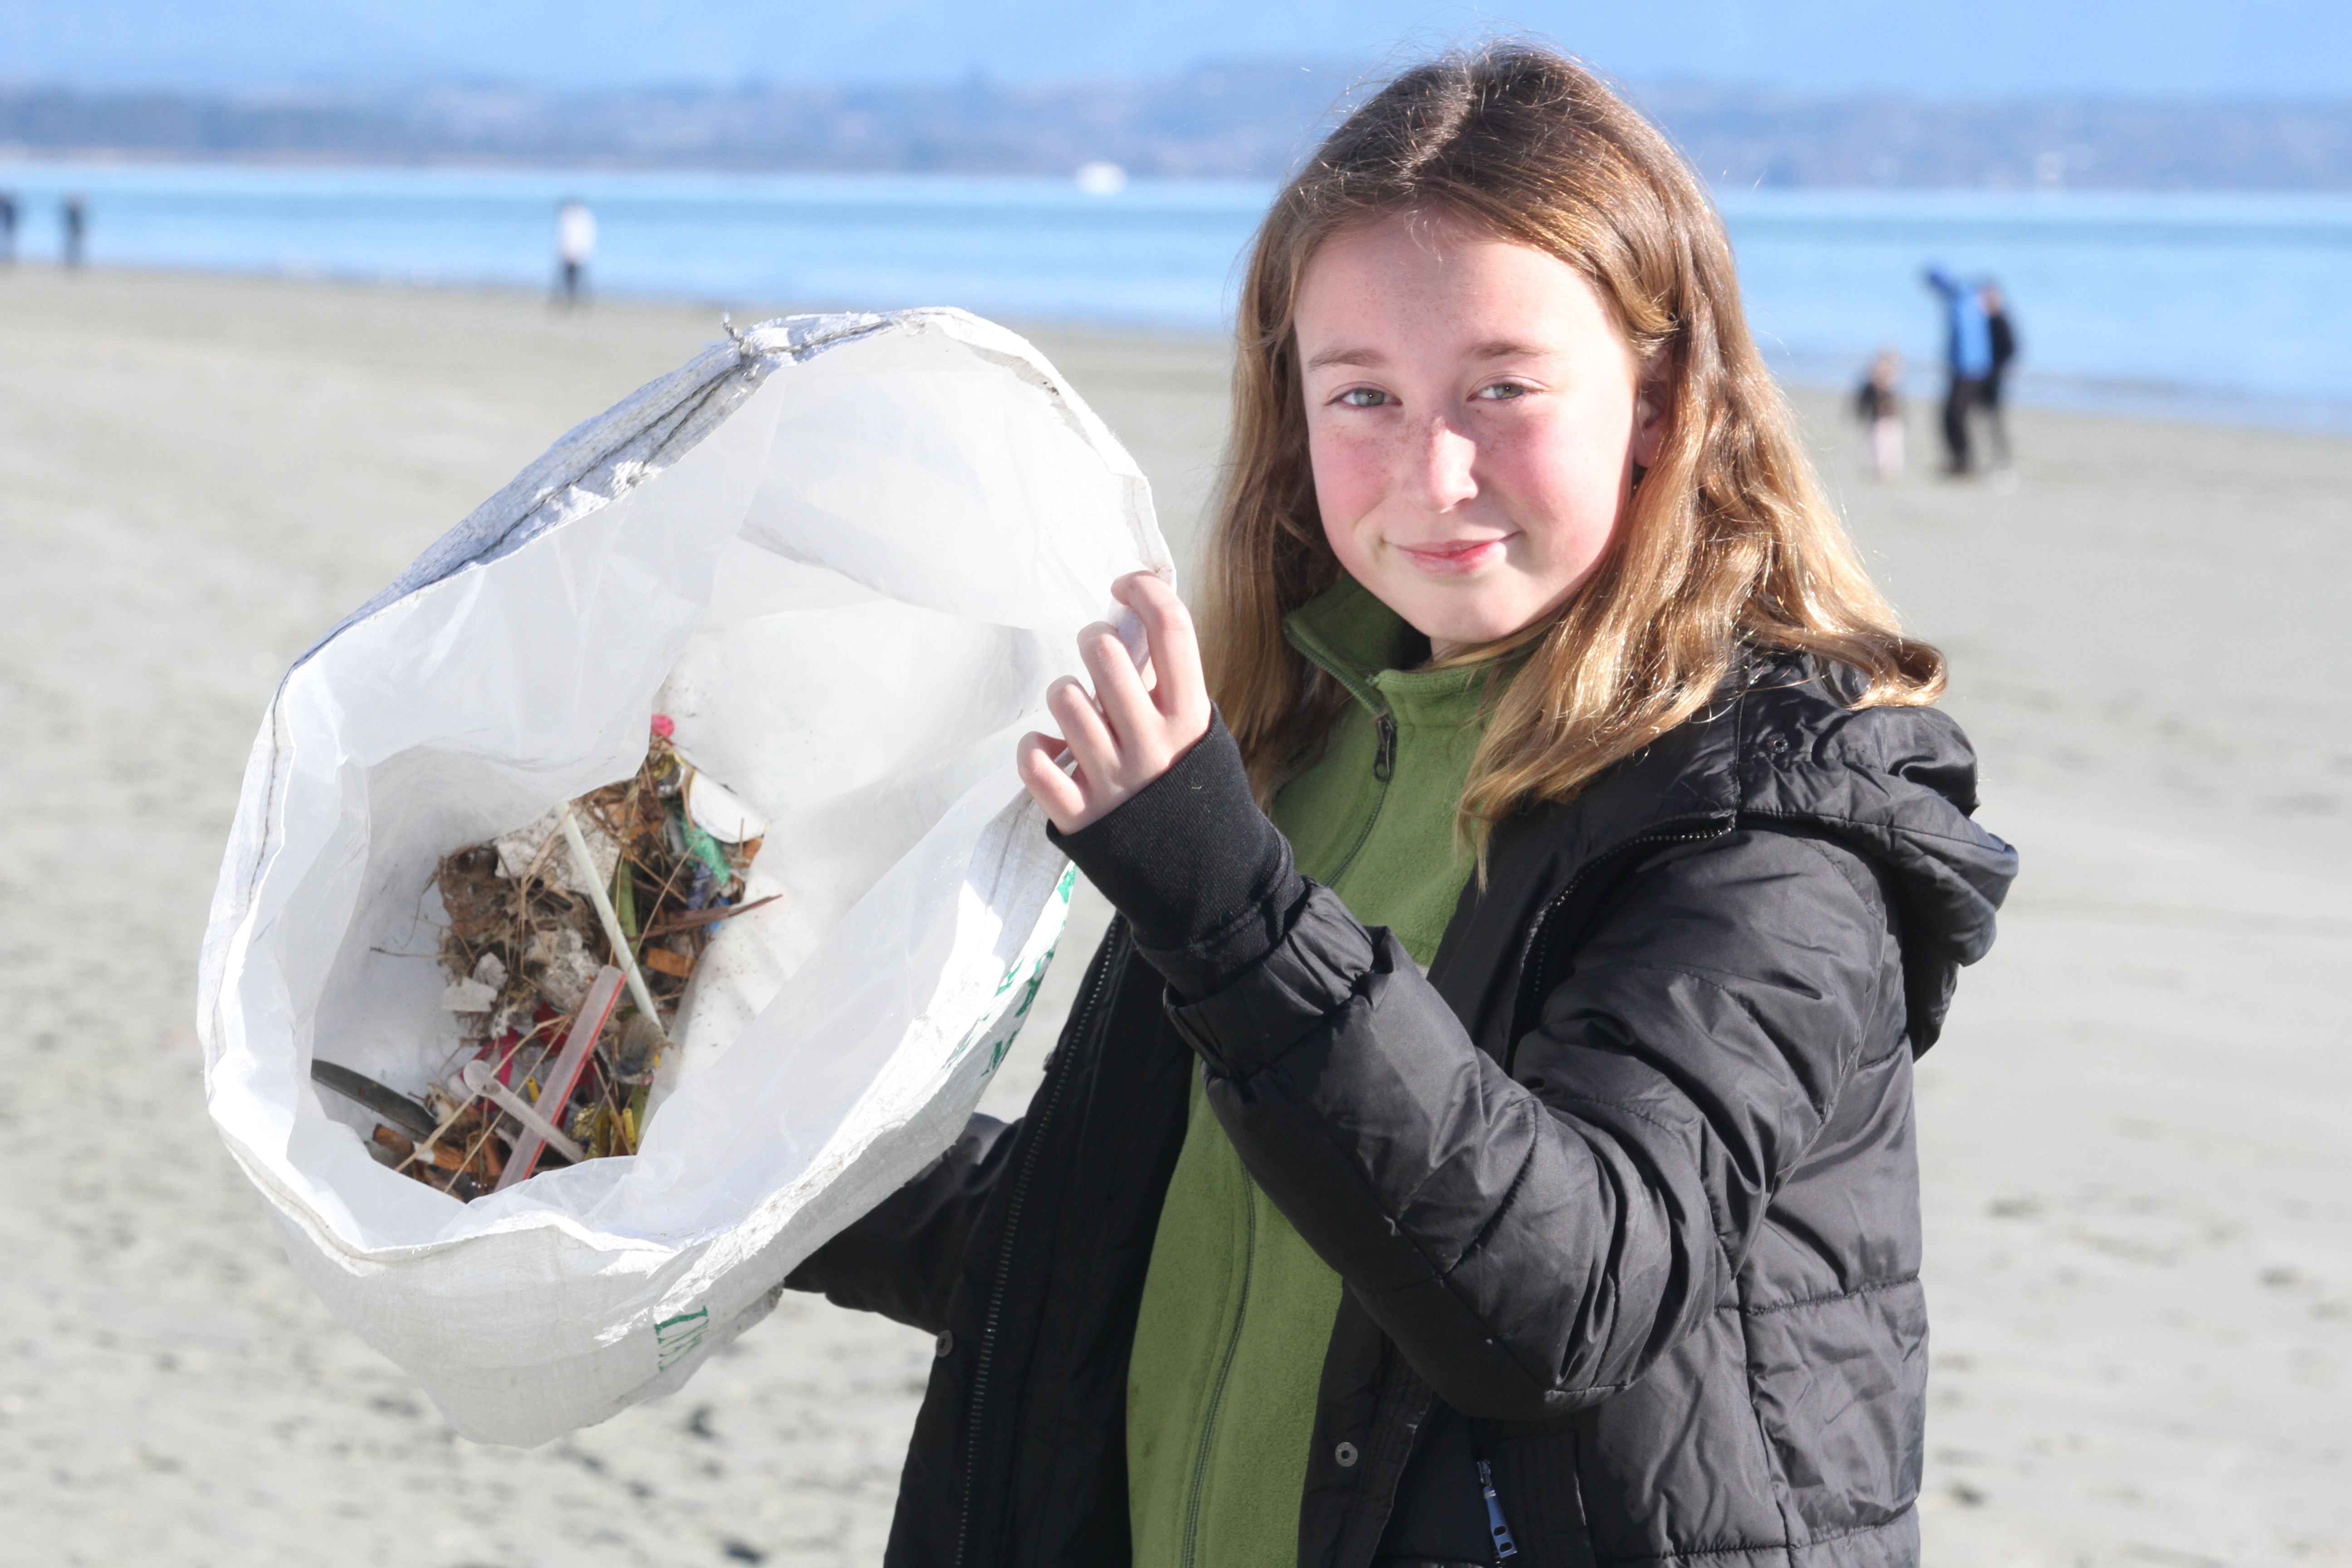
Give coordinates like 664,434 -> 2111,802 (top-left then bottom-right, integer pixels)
1498,667 -> 1769,1034
1316,706 -> 1396,891
1176,1174 -> 1259,1567
1504,820 -> 1726,1071
1478,1458 -> 1519,1560
952,919 -> 1130,1568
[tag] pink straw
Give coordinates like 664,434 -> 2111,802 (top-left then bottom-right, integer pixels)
494,965 -> 624,1192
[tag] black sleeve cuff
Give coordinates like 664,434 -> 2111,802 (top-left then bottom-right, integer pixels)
1047,712 -> 1309,1000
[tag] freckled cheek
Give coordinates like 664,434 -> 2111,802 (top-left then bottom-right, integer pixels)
1306,425 -> 1392,524
1486,422 -> 1628,541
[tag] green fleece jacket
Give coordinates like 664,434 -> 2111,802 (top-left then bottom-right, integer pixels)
1125,576 -> 1518,1568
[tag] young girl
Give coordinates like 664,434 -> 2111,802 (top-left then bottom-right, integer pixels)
1856,348 -> 1906,480
790,45 -> 2016,1568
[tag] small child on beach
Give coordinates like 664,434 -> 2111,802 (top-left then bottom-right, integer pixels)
1856,348 -> 1906,480
787,44 -> 2014,1568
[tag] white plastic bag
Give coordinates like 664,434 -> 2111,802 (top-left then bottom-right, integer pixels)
198,309 -> 1172,1445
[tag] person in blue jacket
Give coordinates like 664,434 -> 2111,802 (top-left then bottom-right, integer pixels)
1926,266 -> 1992,474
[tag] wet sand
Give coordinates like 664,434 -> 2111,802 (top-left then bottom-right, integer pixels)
0,265 -> 2344,1567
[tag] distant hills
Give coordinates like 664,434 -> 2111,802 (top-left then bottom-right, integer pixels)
4,64 -> 2348,189
1639,83 -> 2352,191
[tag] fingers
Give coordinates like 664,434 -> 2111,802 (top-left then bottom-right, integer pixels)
1018,573 -> 1205,835
1112,573 -> 1208,729
1015,731 -> 1086,831
1044,674 -> 1119,789
1078,621 -> 1159,754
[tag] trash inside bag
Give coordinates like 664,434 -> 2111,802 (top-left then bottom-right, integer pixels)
198,309 -> 1172,1446
315,723 -> 776,1201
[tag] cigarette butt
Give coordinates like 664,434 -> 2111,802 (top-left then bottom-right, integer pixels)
375,1124 -> 464,1171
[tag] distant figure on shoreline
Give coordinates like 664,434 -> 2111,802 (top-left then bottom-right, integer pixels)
1980,281 -> 2019,470
1924,265 -> 1991,475
1853,349 -> 1905,481
63,194 -> 87,270
554,199 -> 595,309
0,191 -> 16,265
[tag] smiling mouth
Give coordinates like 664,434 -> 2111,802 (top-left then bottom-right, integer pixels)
1396,538 -> 1508,576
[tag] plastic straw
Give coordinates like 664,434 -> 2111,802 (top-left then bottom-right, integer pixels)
559,803 -> 667,1039
494,964 -> 622,1191
461,1060 -> 587,1164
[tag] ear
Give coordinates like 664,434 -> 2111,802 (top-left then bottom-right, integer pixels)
1630,347 -> 1672,469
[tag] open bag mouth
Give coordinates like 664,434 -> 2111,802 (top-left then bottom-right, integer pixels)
195,308 -> 1171,1444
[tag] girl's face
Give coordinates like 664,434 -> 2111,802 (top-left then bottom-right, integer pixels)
1294,209 -> 1666,657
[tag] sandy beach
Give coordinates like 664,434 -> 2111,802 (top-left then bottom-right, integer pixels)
1,265 -> 2345,1567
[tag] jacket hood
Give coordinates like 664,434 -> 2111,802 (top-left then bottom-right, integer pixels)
1730,652 -> 2016,1047
1450,647 -> 2017,1055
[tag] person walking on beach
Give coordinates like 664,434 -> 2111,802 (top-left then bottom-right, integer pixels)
1856,347 -> 1906,480
0,192 -> 16,265
1926,265 -> 1992,474
787,45 -> 2014,1568
62,194 -> 87,270
554,198 -> 595,309
1980,280 -> 2019,470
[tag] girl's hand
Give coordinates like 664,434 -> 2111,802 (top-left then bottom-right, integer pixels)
1017,572 -> 1210,834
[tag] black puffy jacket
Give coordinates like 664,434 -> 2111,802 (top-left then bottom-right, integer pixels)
788,647 -> 2017,1568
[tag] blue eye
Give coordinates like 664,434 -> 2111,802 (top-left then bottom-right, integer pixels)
1477,382 -> 1529,401
1339,388 -> 1389,407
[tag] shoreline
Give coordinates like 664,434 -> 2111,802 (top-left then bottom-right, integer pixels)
13,257 -> 2352,437
1768,343 -> 2352,437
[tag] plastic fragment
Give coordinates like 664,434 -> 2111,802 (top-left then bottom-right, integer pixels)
440,976 -> 498,1012
680,815 -> 734,884
495,965 -> 624,1192
312,1059 -> 438,1140
684,770 -> 766,843
461,1061 -> 588,1164
561,804 -> 665,1042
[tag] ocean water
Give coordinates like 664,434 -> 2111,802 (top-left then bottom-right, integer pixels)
1716,188 -> 2352,431
3,161 -> 2348,431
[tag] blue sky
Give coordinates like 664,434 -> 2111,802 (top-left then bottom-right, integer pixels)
3,0 -> 2348,98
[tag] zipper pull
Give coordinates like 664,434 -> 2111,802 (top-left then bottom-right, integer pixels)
1374,712 -> 1396,782
1478,1458 -> 1519,1560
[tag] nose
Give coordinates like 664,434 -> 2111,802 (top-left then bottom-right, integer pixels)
1399,414 -> 1479,512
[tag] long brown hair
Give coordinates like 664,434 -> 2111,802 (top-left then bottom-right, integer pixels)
1198,44 -> 1945,832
